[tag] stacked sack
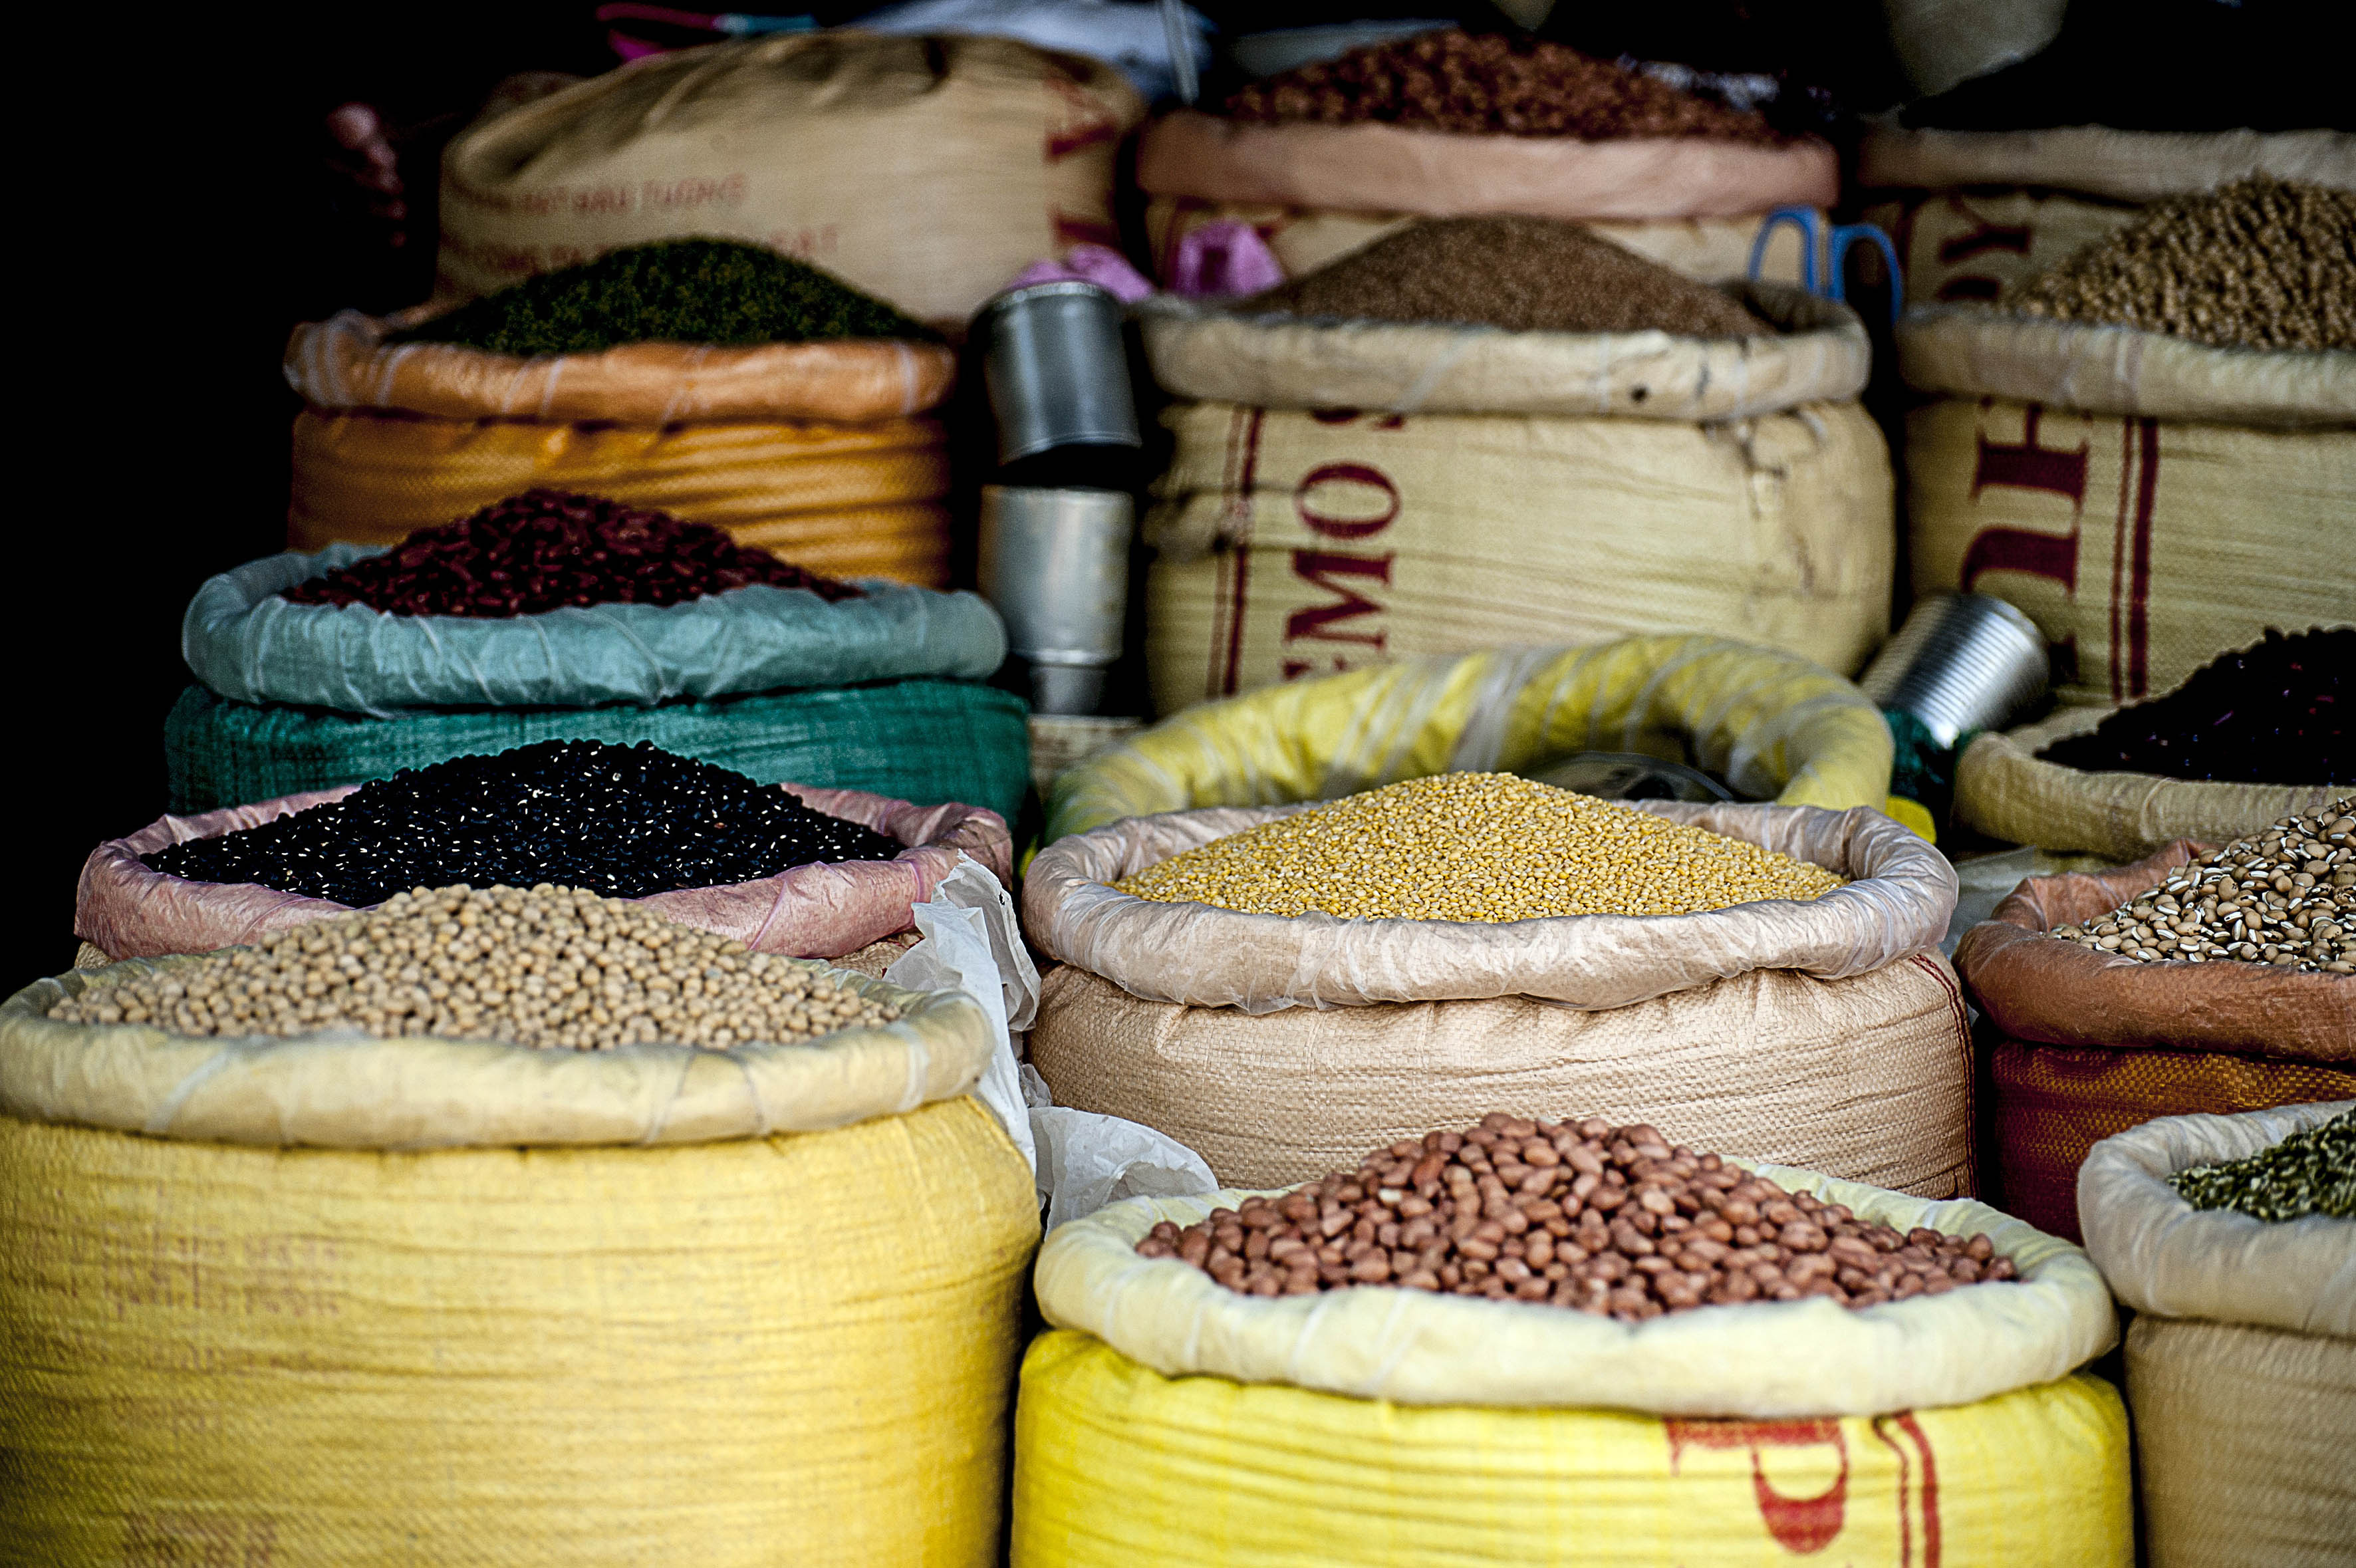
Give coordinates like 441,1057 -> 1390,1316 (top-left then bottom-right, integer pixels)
160,490 -> 1029,834
1135,217 -> 1893,716
1141,29 -> 1835,290
1886,166 -> 2354,712
1028,640 -> 1979,1199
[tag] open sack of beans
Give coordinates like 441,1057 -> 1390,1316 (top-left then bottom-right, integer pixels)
1955,810 -> 2356,1242
78,740 -> 1011,962
1,887 -> 1039,1563
1136,219 -> 1892,710
1026,769 -> 1968,1196
1896,178 -> 2355,710
1050,636 -> 1895,843
1955,628 -> 2350,858
287,241 -> 965,585
1013,1116 -> 2127,1566
185,501 -> 1004,715
2077,1103 -> 2353,1568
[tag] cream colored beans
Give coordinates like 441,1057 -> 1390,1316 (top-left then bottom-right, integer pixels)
2050,801 -> 2356,974
49,884 -> 901,1050
1114,772 -> 1843,922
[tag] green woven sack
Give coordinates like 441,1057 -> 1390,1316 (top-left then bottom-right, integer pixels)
166,680 -> 1031,827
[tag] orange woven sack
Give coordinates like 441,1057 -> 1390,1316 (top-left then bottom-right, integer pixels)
1954,843 -> 2355,1240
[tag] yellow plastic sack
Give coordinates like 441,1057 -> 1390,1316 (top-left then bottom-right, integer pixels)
1045,638 -> 1894,842
0,961 -> 1039,1564
288,407 -> 954,586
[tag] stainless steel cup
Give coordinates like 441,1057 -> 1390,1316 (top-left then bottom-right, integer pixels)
1859,592 -> 2051,747
977,282 -> 1141,465
978,486 -> 1134,716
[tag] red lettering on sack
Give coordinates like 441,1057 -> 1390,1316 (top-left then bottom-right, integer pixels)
641,173 -> 748,210
1871,1412 -> 1945,1567
1666,1417 -> 1851,1555
1284,551 -> 1390,650
1294,463 -> 1400,539
1927,196 -> 2031,303
1044,75 -> 1122,160
1960,402 -> 2088,600
1307,408 -> 1406,430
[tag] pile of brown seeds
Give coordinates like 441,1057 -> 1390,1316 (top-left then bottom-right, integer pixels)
2009,178 -> 2356,352
1249,217 -> 1769,338
2049,801 -> 2356,974
1136,1114 -> 2012,1318
49,884 -> 901,1051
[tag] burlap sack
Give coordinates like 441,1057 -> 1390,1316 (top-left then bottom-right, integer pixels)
1025,802 -> 1969,1193
77,785 -> 1013,962
1146,398 -> 1892,711
2076,1103 -> 2355,1568
1880,0 -> 2067,98
1860,187 -> 2142,309
1136,110 -> 1837,221
1858,125 -> 2356,205
1955,706 -> 2347,858
285,307 -> 957,424
436,33 -> 1145,326
1138,281 -> 1867,421
1142,198 -> 1819,286
1904,396 -> 2353,708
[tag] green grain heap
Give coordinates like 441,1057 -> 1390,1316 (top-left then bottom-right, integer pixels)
2168,1111 -> 2354,1223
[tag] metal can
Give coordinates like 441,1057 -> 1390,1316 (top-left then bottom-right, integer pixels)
978,486 -> 1134,716
976,281 -> 1141,465
1860,592 -> 2050,747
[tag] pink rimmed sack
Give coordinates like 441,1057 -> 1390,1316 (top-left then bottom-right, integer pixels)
76,784 -> 1011,961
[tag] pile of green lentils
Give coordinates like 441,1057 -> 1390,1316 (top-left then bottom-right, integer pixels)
2170,1111 -> 2354,1223
49,884 -> 900,1051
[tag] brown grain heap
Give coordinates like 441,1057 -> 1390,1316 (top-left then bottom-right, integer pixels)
1225,29 -> 1783,144
1247,217 -> 1771,336
1137,1114 -> 2012,1318
2009,178 -> 2356,352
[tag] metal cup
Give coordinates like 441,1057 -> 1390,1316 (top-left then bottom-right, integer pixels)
1859,592 -> 2051,747
978,486 -> 1134,716
977,282 -> 1141,465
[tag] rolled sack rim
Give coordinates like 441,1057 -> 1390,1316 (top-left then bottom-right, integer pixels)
1022,800 -> 1956,1011
1035,1160 -> 2117,1418
1855,123 -> 2356,202
0,958 -> 994,1151
2076,1101 -> 2356,1337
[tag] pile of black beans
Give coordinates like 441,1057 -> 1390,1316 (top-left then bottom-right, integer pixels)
144,741 -> 906,904
2039,627 -> 2350,785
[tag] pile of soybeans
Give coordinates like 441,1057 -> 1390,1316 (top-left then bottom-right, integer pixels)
1113,773 -> 1844,922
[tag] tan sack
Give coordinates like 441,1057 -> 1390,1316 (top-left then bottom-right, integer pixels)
1858,125 -> 2356,205
1904,396 -> 2353,708
286,307 -> 958,424
1955,706 -> 2347,859
78,785 -> 1013,962
1025,803 -> 1972,1194
436,33 -> 1146,325
2077,1103 -> 2356,1568
1136,110 -> 1837,221
1146,398 -> 1892,710
1138,281 -> 1867,421
1860,187 -> 2143,309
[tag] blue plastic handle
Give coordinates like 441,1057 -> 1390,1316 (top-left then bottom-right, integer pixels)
1827,223 -> 1904,328
1747,205 -> 1821,295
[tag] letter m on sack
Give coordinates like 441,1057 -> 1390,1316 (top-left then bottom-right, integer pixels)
1282,459 -> 1400,680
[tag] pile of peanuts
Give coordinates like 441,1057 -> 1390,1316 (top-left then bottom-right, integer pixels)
1137,1114 -> 2012,1319
49,884 -> 900,1051
1115,773 -> 1844,923
2049,801 -> 2355,974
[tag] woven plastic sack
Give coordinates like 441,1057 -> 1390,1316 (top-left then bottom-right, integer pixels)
2077,1103 -> 2355,1567
76,783 -> 1010,962
162,678 -> 1032,827
436,33 -> 1144,325
286,307 -> 957,425
1136,109 -> 1837,222
289,408 -> 954,587
186,543 -> 1006,715
0,959 -> 1036,1564
1047,640 -> 1896,843
1138,281 -> 1867,422
1955,706 -> 2346,859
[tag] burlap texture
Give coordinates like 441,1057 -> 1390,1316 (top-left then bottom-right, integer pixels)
76,785 -> 1012,963
1954,843 -> 2355,1061
1136,281 -> 1867,421
1860,188 -> 2143,309
285,307 -> 957,424
1028,952 -> 1972,1194
1956,707 -> 2346,859
1857,124 -> 2356,203
1136,110 -> 1837,221
1025,801 -> 1953,1011
2077,1101 -> 2354,1337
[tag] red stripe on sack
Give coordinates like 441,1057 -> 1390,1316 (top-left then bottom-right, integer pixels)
1909,953 -> 1977,1197
2127,419 -> 2160,698
1898,1413 -> 1942,1567
1222,410 -> 1266,696
2109,420 -> 2134,702
1870,1416 -> 1914,1568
